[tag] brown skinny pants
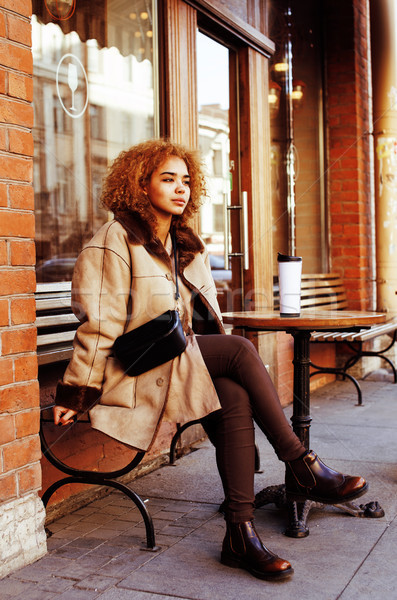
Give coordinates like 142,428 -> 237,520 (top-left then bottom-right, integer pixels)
196,334 -> 305,523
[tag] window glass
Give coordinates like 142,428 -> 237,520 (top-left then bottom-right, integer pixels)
197,32 -> 232,310
32,0 -> 157,283
269,0 -> 325,273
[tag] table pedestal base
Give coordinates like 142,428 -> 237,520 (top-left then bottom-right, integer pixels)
254,485 -> 384,538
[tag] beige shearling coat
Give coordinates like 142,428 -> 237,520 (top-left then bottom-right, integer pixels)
55,211 -> 224,451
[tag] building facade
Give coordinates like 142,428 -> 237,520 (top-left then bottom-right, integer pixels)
0,0 -> 395,577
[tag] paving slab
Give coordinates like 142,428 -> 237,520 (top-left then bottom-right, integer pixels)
0,379 -> 396,600
339,517 -> 397,599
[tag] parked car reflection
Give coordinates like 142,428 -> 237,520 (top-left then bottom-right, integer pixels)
36,256 -> 77,283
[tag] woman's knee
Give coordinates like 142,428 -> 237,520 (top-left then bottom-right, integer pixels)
214,377 -> 253,419
221,334 -> 258,361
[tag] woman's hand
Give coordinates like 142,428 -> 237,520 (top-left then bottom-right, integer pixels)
53,405 -> 78,426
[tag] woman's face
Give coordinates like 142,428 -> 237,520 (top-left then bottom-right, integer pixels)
144,156 -> 191,221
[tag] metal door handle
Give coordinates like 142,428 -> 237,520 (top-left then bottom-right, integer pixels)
242,191 -> 249,271
224,192 -> 230,268
224,191 -> 249,271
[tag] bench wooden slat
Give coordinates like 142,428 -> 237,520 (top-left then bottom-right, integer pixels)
35,297 -> 74,311
301,298 -> 348,310
37,330 -> 76,347
301,280 -> 345,290
36,314 -> 79,328
36,282 -> 72,293
301,273 -> 340,280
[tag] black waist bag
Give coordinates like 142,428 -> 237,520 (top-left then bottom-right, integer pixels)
113,232 -> 186,377
113,309 -> 186,377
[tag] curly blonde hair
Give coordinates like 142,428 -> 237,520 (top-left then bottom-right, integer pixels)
101,139 -> 207,231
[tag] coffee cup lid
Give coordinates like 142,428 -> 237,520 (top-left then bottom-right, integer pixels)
277,252 -> 302,262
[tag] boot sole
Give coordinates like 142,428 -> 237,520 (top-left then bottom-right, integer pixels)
286,481 -> 368,505
221,554 -> 294,581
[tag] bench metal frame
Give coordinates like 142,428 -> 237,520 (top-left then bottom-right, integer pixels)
40,407 -> 159,550
310,329 -> 397,405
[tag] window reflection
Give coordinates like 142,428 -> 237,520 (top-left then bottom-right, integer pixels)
33,0 -> 157,283
269,0 -> 325,273
197,33 -> 232,310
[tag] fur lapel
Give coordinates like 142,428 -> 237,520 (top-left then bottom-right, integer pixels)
115,210 -> 204,272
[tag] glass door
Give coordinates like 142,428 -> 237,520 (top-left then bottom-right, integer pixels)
197,32 -> 243,312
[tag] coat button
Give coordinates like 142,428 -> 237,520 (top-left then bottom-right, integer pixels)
156,377 -> 164,386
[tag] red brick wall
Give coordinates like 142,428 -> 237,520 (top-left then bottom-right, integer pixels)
0,0 -> 41,504
325,0 -> 373,310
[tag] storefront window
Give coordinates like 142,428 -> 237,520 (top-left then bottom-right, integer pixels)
269,0 -> 325,273
32,0 -> 158,283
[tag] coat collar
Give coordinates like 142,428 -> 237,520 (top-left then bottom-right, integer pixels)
114,210 -> 205,272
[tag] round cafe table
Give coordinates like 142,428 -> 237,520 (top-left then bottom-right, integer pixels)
222,309 -> 386,537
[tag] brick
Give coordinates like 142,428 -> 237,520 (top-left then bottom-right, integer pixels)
18,462 -> 42,494
0,1 -> 32,18
0,39 -> 33,74
0,210 -> 35,237
0,153 -> 33,182
15,408 -> 39,438
8,72 -> 33,102
0,239 -> 7,264
3,436 -> 41,471
0,125 -> 7,150
1,326 -> 37,354
0,296 -> 8,325
6,14 -> 32,46
331,224 -> 343,235
0,414 -> 15,444
10,240 -> 35,265
344,224 -> 361,237
333,213 -> 360,224
0,381 -> 39,412
0,473 -> 17,502
14,354 -> 37,381
0,269 -> 36,295
9,184 -> 33,209
344,268 -> 365,279
0,96 -> 33,127
0,182 -> 7,206
0,357 -> 12,385
0,12 -> 6,38
8,127 -> 33,156
11,296 -> 36,324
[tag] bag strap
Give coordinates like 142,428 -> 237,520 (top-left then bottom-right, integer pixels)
171,232 -> 180,301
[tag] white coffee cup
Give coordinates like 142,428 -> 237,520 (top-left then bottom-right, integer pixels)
277,253 -> 302,317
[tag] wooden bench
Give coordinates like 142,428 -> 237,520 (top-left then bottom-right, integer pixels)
36,283 -> 159,549
275,273 -> 397,404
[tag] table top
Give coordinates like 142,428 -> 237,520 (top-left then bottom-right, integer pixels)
222,309 -> 386,331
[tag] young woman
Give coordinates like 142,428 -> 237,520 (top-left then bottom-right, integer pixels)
54,139 -> 368,582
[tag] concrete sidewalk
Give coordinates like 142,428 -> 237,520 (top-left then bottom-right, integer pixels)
1,376 -> 397,599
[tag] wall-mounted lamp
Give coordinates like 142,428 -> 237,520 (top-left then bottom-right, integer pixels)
291,80 -> 305,107
272,60 -> 289,82
269,81 -> 282,117
45,0 -> 75,20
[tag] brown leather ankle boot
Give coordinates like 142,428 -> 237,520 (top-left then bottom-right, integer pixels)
285,450 -> 368,504
221,520 -> 293,581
